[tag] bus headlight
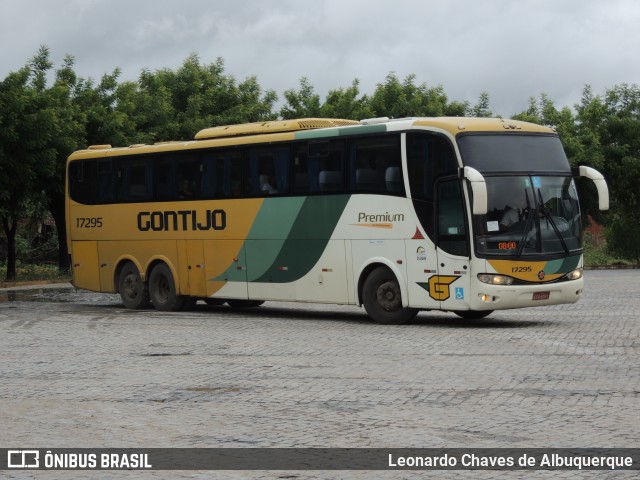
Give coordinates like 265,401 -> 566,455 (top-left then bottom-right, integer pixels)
477,274 -> 514,285
566,268 -> 583,280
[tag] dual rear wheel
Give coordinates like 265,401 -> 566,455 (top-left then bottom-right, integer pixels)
118,262 -> 264,311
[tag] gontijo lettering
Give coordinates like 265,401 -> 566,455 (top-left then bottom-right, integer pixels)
137,209 -> 226,232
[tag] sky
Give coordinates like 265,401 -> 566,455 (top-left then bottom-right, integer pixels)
1,0 -> 640,117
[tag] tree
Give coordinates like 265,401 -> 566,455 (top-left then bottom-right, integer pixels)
369,73 -> 452,118
0,47 -> 61,280
119,54 -> 278,141
38,54 -> 87,272
596,84 -> 640,261
319,79 -> 374,120
280,77 -> 321,119
470,92 -> 494,117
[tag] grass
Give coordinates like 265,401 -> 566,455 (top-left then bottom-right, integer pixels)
0,262 -> 70,286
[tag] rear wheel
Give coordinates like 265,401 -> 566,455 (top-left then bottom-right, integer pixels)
362,266 -> 418,324
118,262 -> 150,309
453,310 -> 493,319
148,263 -> 186,311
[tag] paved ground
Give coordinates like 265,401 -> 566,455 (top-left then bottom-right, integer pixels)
0,270 -> 638,479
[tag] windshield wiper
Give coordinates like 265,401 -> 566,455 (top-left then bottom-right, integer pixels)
514,188 -> 534,258
537,188 -> 570,255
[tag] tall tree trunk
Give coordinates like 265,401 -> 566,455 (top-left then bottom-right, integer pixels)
2,216 -> 17,281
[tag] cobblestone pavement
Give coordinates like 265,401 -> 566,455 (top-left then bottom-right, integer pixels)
1,270 -> 638,479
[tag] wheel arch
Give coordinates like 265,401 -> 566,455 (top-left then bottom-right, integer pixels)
356,258 -> 409,308
145,256 -> 182,295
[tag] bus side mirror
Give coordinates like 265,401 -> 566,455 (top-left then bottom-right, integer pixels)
463,166 -> 488,215
575,166 -> 609,211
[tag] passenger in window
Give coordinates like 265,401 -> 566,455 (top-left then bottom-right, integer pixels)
499,206 -> 520,230
261,174 -> 278,194
179,180 -> 194,198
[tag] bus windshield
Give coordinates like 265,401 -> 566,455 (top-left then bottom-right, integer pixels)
473,175 -> 582,257
458,133 -> 570,173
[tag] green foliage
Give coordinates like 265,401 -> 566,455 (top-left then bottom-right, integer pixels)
320,79 -> 374,120
605,215 -> 640,263
280,77 -> 321,119
370,73 -> 450,117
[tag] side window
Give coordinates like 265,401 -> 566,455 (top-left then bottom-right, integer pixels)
437,178 -> 469,257
156,157 -> 175,201
176,155 -> 202,200
96,160 -> 113,203
312,140 -> 345,193
292,143 -> 310,194
68,160 -> 97,205
407,132 -> 458,239
349,134 -> 404,195
247,146 -> 290,195
203,150 -> 243,198
129,159 -> 153,201
112,157 -> 153,202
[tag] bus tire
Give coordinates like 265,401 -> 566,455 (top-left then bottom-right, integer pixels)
118,262 -> 151,309
149,263 -> 186,311
226,300 -> 265,308
362,266 -> 418,324
453,310 -> 493,319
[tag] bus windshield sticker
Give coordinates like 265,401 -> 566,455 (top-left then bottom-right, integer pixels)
532,176 -> 541,188
487,221 -> 499,232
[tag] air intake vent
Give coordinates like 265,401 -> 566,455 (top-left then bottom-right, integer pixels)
195,118 -> 359,140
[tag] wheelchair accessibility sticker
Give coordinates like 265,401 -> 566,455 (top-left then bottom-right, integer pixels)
455,287 -> 464,300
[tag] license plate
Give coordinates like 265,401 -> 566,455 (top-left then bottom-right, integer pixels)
533,291 -> 550,301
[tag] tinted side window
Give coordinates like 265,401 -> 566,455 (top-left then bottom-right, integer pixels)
113,157 -> 153,202
176,155 -> 203,200
203,150 -> 243,198
247,145 -> 290,195
68,159 -> 97,205
437,178 -> 469,256
348,134 -> 404,195
314,140 -> 345,193
407,132 -> 458,239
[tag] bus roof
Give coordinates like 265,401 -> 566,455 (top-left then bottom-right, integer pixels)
69,117 -> 555,160
194,118 -> 360,139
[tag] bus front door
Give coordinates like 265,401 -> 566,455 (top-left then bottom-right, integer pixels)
434,178 -> 471,312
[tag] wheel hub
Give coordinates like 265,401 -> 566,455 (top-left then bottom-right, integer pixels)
124,274 -> 138,298
376,281 -> 400,311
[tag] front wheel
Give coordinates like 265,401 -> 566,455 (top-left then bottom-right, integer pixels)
453,310 -> 493,320
148,263 -> 186,311
362,267 -> 418,324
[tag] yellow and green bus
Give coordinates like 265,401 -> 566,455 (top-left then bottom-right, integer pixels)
65,117 -> 609,324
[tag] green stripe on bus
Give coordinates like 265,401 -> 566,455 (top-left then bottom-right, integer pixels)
245,197 -> 306,281
253,195 -> 350,283
546,255 -> 580,274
